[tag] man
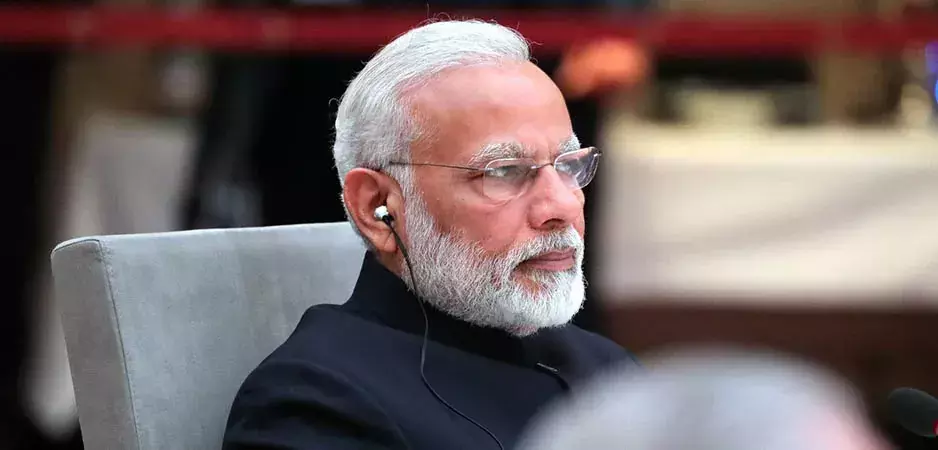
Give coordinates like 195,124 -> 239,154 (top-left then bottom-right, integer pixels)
223,20 -> 634,449
183,1 -> 649,338
518,347 -> 890,450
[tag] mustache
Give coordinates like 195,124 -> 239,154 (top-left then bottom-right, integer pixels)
505,227 -> 584,267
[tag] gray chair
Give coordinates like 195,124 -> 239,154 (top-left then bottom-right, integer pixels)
50,222 -> 365,450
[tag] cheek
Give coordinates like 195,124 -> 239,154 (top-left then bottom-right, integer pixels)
575,192 -> 587,234
479,211 -> 527,251
457,203 -> 530,254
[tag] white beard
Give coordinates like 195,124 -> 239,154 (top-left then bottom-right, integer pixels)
399,192 -> 586,336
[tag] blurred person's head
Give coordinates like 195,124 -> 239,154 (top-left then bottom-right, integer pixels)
334,20 -> 600,335
555,38 -> 649,100
517,346 -> 892,450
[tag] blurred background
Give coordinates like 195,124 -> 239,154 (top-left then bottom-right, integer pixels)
2,0 -> 937,448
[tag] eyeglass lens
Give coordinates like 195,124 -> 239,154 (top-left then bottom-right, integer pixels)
481,147 -> 600,201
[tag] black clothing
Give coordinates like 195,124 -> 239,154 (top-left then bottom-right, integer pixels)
224,252 -> 635,449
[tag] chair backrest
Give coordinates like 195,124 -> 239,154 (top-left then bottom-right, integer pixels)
51,222 -> 365,450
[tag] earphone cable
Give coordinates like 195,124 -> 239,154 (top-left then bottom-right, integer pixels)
383,218 -> 506,450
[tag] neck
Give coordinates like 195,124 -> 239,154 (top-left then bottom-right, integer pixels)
376,251 -> 404,276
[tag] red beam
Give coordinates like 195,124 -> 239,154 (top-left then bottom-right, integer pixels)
0,6 -> 937,55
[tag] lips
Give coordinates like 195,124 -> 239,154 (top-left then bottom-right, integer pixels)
520,248 -> 577,271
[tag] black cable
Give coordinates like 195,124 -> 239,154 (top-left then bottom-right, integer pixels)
381,215 -> 506,450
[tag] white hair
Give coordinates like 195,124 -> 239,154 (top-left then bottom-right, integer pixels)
332,20 -> 531,237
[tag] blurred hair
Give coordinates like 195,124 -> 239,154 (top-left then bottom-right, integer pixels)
518,346 -> 877,450
332,20 -> 530,241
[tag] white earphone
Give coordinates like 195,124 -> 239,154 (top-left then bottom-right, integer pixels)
374,205 -> 391,222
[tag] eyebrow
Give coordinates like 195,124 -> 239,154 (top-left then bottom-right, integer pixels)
468,142 -> 527,166
468,134 -> 581,167
559,134 -> 581,155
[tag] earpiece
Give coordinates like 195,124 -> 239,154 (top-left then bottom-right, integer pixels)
374,205 -> 393,224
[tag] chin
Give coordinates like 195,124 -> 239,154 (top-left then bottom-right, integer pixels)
508,276 -> 586,334
505,314 -> 576,337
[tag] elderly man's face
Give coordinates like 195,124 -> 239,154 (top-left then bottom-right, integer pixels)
386,61 -> 587,333
407,61 -> 585,290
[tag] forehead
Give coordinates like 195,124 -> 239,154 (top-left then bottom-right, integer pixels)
408,61 -> 573,163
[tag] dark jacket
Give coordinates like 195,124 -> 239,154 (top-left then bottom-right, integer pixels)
223,252 -> 635,449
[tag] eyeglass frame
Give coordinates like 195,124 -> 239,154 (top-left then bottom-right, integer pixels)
384,146 -> 602,202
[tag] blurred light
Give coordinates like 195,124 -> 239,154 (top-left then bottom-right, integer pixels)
927,42 -> 938,74
929,43 -> 938,106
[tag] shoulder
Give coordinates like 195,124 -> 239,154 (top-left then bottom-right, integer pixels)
230,305 -> 381,408
231,304 -> 394,412
258,303 -> 410,373
237,302 -> 425,400
225,356 -> 408,449
224,306 -> 410,449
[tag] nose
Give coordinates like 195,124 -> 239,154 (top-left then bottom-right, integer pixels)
526,165 -> 584,231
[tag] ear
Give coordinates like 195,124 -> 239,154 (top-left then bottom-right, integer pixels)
343,168 -> 403,254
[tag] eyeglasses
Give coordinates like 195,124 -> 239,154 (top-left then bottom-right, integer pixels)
388,147 -> 602,203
